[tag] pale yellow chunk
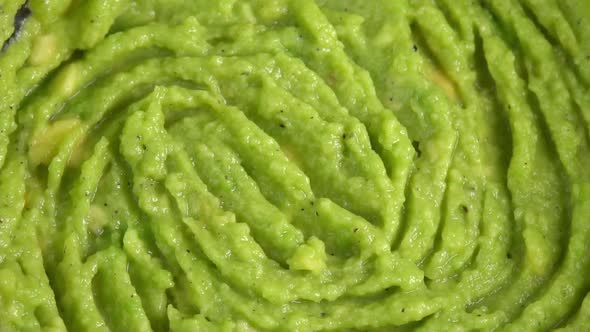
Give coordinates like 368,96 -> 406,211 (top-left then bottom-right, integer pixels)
28,34 -> 58,66
87,205 -> 109,235
52,63 -> 81,97
287,237 -> 327,274
29,118 -> 81,166
524,226 -> 552,276
431,69 -> 458,100
257,0 -> 288,24
281,144 -> 302,169
373,24 -> 394,48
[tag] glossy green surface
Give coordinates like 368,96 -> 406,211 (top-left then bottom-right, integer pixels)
0,0 -> 589,330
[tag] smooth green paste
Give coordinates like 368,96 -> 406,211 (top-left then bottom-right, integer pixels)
1,0 -> 589,331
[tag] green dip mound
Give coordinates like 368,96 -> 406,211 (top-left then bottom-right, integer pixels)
1,0 -> 589,330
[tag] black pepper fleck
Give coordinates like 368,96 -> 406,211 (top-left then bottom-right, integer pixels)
461,205 -> 469,213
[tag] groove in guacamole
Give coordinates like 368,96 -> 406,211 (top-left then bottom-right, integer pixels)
0,0 -> 589,331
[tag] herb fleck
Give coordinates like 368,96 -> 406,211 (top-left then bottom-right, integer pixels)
412,140 -> 421,157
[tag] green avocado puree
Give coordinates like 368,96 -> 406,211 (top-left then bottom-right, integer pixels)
1,0 -> 589,331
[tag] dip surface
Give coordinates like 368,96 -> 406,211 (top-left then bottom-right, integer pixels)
1,0 -> 589,331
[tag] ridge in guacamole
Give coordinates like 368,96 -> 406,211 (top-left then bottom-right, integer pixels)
0,0 -> 589,331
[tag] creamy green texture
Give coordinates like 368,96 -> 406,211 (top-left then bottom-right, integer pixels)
1,0 -> 590,331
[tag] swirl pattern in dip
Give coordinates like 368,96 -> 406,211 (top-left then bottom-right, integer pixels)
0,0 -> 589,331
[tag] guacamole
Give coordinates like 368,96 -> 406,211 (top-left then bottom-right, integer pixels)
0,0 -> 589,330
